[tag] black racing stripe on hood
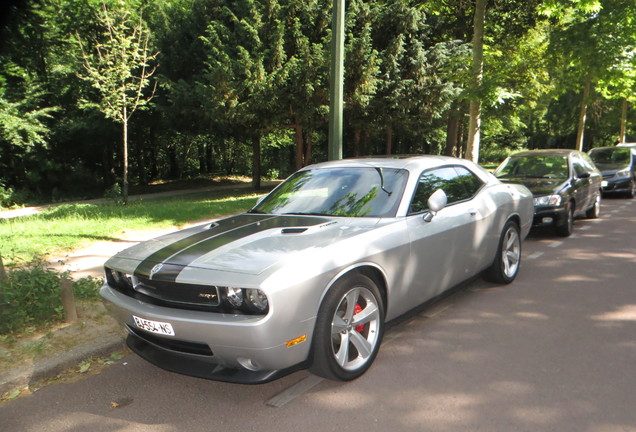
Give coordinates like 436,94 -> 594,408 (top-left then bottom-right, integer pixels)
134,214 -> 271,279
135,214 -> 331,282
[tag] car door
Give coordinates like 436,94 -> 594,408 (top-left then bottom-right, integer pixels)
403,166 -> 490,305
571,155 -> 594,213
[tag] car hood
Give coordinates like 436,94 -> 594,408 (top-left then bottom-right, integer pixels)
499,177 -> 567,196
109,213 -> 383,277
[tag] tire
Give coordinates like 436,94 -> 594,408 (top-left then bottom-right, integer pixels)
627,180 -> 635,199
483,220 -> 521,284
585,194 -> 601,219
556,202 -> 574,237
310,273 -> 384,381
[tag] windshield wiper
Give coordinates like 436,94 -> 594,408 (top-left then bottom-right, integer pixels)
375,167 -> 393,196
282,212 -> 333,217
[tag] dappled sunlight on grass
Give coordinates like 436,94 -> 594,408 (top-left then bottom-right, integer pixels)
0,190 -> 264,264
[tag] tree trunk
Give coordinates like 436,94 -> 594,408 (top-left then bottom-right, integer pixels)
252,135 -> 261,190
576,75 -> 592,152
619,98 -> 628,144
386,126 -> 393,155
445,105 -> 461,157
353,130 -> 361,157
465,0 -> 487,163
122,113 -> 129,205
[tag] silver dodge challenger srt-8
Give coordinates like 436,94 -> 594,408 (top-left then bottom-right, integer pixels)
100,156 -> 533,384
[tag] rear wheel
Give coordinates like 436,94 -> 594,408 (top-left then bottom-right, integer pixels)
310,274 -> 384,381
556,202 -> 574,237
483,220 -> 521,284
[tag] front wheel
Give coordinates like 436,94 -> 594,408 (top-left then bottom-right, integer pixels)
627,180 -> 635,199
556,202 -> 574,237
483,220 -> 521,284
585,194 -> 601,219
310,274 -> 384,381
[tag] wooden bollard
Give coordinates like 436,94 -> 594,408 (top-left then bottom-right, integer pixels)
0,254 -> 7,284
60,278 -> 78,323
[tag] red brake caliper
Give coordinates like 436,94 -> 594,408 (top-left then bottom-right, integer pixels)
354,304 -> 365,333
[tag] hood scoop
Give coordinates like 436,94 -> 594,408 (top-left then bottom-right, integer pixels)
281,227 -> 309,234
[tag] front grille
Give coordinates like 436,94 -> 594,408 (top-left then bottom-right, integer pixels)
133,277 -> 220,308
106,268 -> 223,312
127,325 -> 214,356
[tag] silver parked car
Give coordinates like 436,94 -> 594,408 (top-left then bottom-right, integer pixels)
101,156 -> 533,383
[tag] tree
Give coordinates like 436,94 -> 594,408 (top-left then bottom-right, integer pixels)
0,67 -> 57,149
76,1 -> 157,204
465,0 -> 487,163
545,0 -> 636,150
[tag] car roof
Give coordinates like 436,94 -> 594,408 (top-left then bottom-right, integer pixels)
508,149 -> 578,158
589,146 -> 632,152
304,155 -> 473,173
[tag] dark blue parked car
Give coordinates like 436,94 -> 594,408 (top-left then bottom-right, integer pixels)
589,146 -> 636,198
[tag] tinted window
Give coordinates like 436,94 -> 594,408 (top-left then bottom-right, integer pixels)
495,155 -> 568,179
409,166 -> 483,214
589,148 -> 631,170
252,167 -> 408,217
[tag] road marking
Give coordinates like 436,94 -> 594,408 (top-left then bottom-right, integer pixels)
527,251 -> 544,259
266,375 -> 324,408
579,225 -> 591,231
549,241 -> 563,248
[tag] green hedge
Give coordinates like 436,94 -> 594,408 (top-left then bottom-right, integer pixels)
0,258 -> 102,334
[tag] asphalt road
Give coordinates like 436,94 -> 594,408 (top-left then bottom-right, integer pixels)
1,197 -> 635,432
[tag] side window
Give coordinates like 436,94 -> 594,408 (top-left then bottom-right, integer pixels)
409,166 -> 484,214
448,166 -> 483,200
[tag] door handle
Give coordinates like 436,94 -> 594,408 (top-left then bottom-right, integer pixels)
468,209 -> 478,216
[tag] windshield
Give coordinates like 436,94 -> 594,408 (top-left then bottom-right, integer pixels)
589,148 -> 631,170
495,155 -> 569,179
251,167 -> 409,217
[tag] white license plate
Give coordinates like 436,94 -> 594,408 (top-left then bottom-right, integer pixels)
132,315 -> 175,336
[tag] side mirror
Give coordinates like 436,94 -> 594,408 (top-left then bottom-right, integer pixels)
423,189 -> 447,222
577,171 -> 591,179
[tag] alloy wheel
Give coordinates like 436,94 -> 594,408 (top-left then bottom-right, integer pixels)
502,226 -> 521,279
330,287 -> 381,372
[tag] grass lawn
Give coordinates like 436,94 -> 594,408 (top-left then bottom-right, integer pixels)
0,188 -> 267,266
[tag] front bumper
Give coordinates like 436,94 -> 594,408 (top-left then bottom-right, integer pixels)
532,205 -> 567,228
601,177 -> 632,194
100,285 -> 315,384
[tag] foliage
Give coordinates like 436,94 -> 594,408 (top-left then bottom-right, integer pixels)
0,257 -> 102,334
2,0 -> 636,204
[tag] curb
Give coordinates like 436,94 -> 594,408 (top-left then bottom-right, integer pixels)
0,332 -> 126,397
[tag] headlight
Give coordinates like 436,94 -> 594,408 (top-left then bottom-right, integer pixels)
245,289 -> 269,313
615,169 -> 631,178
105,267 -> 133,289
533,195 -> 562,206
220,287 -> 269,315
225,287 -> 244,308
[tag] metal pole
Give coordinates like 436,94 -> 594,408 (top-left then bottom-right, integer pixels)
328,0 -> 345,161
